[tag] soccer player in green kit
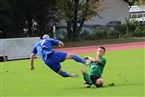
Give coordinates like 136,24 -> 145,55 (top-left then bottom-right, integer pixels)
81,46 -> 106,88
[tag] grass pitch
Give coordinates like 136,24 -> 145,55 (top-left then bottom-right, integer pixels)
0,48 -> 144,97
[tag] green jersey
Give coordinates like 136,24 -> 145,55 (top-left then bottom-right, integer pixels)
90,58 -> 106,77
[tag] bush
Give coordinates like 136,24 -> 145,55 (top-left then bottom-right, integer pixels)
58,20 -> 145,41
114,24 -> 126,37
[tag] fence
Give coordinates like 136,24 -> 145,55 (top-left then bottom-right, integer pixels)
0,37 -> 40,61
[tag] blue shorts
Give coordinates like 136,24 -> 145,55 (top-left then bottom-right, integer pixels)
44,51 -> 67,72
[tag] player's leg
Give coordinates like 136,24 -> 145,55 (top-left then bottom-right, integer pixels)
46,61 -> 79,78
81,69 -> 94,86
95,78 -> 104,87
48,51 -> 90,65
57,69 -> 79,78
66,53 -> 90,65
44,52 -> 79,78
90,75 -> 103,88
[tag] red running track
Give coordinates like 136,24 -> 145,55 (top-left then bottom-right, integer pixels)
55,42 -> 145,54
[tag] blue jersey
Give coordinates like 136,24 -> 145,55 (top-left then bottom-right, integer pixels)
31,38 -> 60,61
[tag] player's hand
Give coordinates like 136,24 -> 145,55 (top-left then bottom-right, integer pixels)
31,66 -> 35,70
84,56 -> 89,60
59,44 -> 62,48
59,44 -> 64,48
58,41 -> 64,48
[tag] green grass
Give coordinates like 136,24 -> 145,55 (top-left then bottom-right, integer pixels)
0,48 -> 144,97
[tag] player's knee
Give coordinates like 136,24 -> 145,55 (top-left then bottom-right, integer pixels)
81,68 -> 87,73
96,78 -> 104,87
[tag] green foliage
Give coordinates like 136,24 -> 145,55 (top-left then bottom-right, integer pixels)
80,20 -> 145,40
0,0 -> 58,38
0,0 -> 24,38
95,29 -> 107,39
57,0 -> 101,40
114,24 -> 126,37
1,0 -> 144,40
134,25 -> 145,37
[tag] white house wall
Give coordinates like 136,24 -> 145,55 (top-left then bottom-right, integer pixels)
84,0 -> 129,25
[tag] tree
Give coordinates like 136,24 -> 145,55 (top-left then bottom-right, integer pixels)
0,0 -> 58,38
0,0 -> 25,38
31,0 -> 59,37
15,0 -> 59,37
124,0 -> 145,5
57,0 -> 102,40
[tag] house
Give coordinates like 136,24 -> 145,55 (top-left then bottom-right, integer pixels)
56,0 -> 131,39
84,0 -> 129,25
59,0 -> 130,27
129,5 -> 145,24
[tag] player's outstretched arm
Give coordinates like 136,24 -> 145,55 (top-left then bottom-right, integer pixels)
30,53 -> 36,70
84,56 -> 95,61
84,56 -> 102,63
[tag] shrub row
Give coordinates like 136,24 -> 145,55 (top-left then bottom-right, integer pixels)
80,21 -> 145,40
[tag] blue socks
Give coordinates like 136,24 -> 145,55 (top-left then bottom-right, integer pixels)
72,55 -> 86,64
60,71 -> 70,77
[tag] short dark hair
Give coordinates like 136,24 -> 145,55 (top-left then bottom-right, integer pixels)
99,46 -> 106,52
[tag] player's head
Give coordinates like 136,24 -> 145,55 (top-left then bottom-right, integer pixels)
99,46 -> 106,52
97,46 -> 106,57
42,34 -> 50,39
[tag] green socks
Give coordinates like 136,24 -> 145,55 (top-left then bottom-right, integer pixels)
83,73 -> 93,85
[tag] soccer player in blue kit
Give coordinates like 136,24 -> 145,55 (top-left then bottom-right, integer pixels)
30,34 -> 89,78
